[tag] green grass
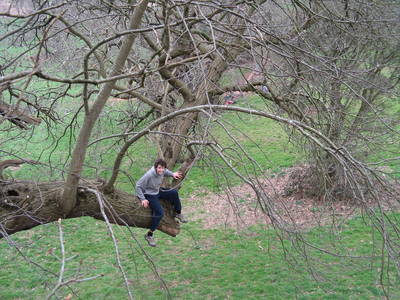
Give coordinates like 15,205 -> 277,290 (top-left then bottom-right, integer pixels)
179,94 -> 300,195
1,214 -> 399,299
182,111 -> 299,195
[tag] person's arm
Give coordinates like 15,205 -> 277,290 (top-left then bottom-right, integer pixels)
165,169 -> 183,179
164,169 -> 174,177
136,174 -> 151,208
135,173 -> 148,201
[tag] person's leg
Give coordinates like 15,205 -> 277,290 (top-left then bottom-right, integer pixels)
143,194 -> 164,247
145,193 -> 164,231
158,189 -> 181,213
159,189 -> 187,223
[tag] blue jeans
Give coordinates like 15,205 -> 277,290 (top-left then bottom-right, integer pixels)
144,189 -> 182,232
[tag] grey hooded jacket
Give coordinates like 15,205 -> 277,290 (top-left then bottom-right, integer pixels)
135,167 -> 174,200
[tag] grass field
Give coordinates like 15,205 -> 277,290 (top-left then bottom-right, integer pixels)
1,213 -> 399,299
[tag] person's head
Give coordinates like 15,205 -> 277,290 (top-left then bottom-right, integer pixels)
154,158 -> 167,175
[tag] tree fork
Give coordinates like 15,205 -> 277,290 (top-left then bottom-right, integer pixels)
0,180 -> 180,238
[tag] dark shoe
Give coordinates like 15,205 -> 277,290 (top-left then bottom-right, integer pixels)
175,213 -> 188,223
144,234 -> 156,247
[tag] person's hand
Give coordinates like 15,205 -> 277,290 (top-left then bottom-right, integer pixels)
141,199 -> 149,208
173,171 -> 183,180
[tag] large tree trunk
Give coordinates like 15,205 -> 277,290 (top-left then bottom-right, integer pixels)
0,179 -> 180,238
61,0 -> 149,215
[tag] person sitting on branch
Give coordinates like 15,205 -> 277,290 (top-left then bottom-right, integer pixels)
136,158 -> 187,247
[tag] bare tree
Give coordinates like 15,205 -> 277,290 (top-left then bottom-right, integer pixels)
1,0 -> 399,297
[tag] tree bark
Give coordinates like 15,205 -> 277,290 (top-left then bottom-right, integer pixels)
0,179 -> 180,238
61,0 -> 149,215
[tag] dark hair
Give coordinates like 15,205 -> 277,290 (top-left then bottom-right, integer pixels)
154,158 -> 167,169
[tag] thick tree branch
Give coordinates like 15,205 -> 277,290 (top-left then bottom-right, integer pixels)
0,159 -> 38,179
0,100 -> 41,129
0,180 -> 180,238
0,70 -> 39,84
61,0 -> 150,215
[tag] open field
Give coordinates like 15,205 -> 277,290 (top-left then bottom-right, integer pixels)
1,212 -> 399,299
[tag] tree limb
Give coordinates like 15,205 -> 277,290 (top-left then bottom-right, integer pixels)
0,180 -> 180,238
